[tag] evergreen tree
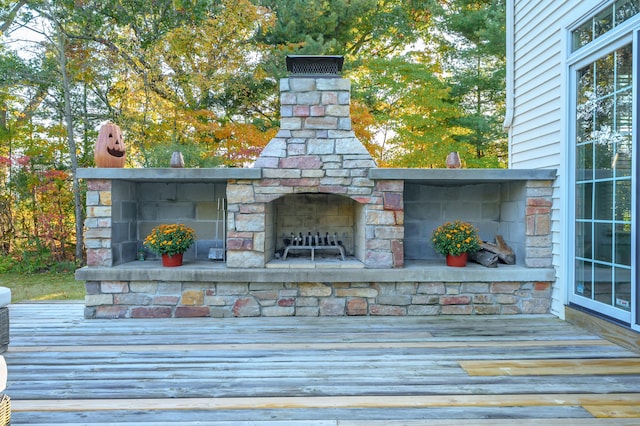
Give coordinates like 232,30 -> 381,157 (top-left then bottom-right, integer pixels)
431,0 -> 507,167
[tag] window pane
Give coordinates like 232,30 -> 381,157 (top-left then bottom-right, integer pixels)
615,135 -> 633,177
576,65 -> 595,136
614,223 -> 632,265
594,96 -> 614,133
576,221 -> 592,259
594,181 -> 613,220
594,263 -> 613,305
575,259 -> 593,298
594,222 -> 613,262
615,0 -> 640,26
572,21 -> 593,51
614,266 -> 632,311
596,53 -> 615,93
577,116 -> 592,143
614,180 -> 631,221
577,64 -> 594,92
616,45 -> 633,89
576,116 -> 592,143
576,143 -> 593,181
616,91 -> 632,133
576,182 -> 592,219
594,139 -> 614,179
595,8 -> 614,38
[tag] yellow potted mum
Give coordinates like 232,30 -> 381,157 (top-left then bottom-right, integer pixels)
144,224 -> 196,267
431,220 -> 481,267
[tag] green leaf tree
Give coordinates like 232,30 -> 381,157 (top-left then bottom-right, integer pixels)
351,55 -> 470,167
432,0 -> 507,167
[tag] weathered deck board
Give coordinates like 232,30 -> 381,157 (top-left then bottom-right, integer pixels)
4,302 -> 640,424
461,358 -> 640,375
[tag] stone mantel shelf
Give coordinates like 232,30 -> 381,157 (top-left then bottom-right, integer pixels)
369,168 -> 557,184
76,168 -> 260,182
76,261 -> 555,283
77,167 -> 556,185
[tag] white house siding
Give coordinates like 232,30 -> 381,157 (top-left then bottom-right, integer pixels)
509,0 -> 588,318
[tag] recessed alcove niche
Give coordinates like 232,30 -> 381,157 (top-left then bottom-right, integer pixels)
270,193 -> 363,263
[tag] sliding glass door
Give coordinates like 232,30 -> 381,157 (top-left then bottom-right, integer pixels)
569,3 -> 637,329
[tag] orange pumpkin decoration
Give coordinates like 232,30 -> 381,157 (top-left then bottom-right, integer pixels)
94,122 -> 126,168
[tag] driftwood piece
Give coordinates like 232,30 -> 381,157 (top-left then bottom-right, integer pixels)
481,235 -> 516,265
469,250 -> 499,268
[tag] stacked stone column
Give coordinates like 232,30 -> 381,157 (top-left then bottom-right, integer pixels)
84,179 -> 113,267
524,180 -> 553,267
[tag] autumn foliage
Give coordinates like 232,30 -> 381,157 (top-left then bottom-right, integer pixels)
0,0 -> 507,268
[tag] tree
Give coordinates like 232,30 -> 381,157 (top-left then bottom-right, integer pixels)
60,0 -> 276,166
257,0 -> 430,57
351,55 -> 470,167
0,1 -> 27,34
1,0 -> 104,266
432,0 -> 507,167
0,0 -> 508,269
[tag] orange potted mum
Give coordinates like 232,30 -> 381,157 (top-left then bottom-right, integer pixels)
431,220 -> 481,267
144,224 -> 196,267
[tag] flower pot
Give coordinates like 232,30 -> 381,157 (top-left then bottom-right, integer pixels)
445,151 -> 461,168
446,253 -> 468,267
161,253 -> 183,267
170,151 -> 185,168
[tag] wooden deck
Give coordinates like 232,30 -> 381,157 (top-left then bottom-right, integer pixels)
4,302 -> 640,425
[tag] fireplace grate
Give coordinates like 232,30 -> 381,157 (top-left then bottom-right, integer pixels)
282,232 -> 346,261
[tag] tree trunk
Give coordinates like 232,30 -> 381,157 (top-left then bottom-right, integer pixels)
57,33 -> 84,265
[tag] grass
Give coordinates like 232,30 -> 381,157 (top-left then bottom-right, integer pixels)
0,271 -> 84,303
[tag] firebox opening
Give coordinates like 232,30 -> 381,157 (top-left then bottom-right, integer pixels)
269,193 -> 365,263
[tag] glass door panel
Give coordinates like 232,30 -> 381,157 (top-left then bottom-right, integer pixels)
572,41 -> 635,324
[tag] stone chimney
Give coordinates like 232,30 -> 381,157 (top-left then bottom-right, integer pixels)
254,55 -> 376,172
225,56 -> 404,269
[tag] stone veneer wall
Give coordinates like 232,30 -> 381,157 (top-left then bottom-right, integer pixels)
84,280 -> 553,318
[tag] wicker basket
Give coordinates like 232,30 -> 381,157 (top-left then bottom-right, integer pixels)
0,394 -> 10,425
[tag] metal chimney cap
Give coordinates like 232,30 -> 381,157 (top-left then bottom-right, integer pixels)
286,55 -> 344,76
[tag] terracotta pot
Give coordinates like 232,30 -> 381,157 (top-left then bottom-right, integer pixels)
161,253 -> 183,267
446,253 -> 468,267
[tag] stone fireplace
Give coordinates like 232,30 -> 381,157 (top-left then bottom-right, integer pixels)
75,55 -> 557,319
225,56 -> 404,269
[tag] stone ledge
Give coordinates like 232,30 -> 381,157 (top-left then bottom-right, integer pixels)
76,260 -> 555,283
77,167 -> 557,184
369,168 -> 556,184
76,168 -> 261,182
